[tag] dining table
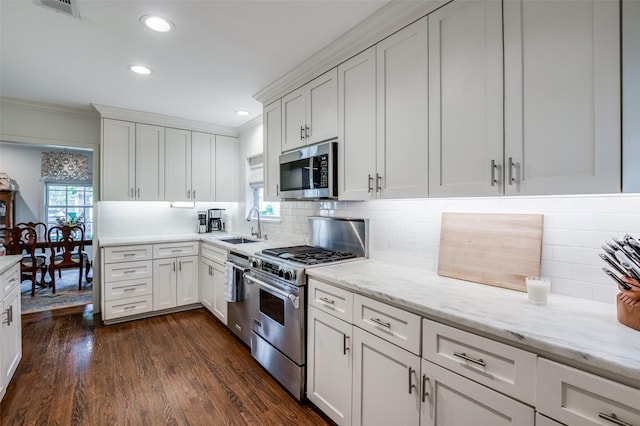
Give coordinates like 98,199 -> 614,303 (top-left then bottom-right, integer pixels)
31,237 -> 94,286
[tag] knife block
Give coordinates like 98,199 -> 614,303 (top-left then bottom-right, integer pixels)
617,290 -> 640,331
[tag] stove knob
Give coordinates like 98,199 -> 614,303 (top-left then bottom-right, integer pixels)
284,270 -> 294,281
278,267 -> 285,278
251,259 -> 261,268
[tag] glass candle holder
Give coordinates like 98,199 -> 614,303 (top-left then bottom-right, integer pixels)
526,276 -> 551,306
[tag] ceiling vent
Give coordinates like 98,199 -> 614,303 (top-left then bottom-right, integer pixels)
34,0 -> 80,19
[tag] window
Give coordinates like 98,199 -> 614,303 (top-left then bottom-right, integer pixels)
252,185 -> 280,218
45,183 -> 93,239
247,154 -> 279,219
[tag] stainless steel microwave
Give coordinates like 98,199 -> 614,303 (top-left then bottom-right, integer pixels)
279,140 -> 338,200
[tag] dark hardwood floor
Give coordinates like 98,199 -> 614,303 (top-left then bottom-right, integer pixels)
1,306 -> 331,426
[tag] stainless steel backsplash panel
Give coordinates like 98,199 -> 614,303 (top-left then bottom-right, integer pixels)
308,216 -> 368,258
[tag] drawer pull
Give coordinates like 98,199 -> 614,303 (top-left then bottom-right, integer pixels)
123,253 -> 135,257
598,412 -> 633,426
343,334 -> 349,355
319,297 -> 335,305
124,305 -> 137,310
8,278 -> 17,283
408,366 -> 416,394
123,270 -> 137,274
124,288 -> 136,292
171,249 -> 182,253
422,375 -> 430,402
453,352 -> 486,367
370,317 -> 391,328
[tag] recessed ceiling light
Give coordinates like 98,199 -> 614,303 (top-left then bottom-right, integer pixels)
235,110 -> 250,116
128,65 -> 152,75
140,15 -> 174,32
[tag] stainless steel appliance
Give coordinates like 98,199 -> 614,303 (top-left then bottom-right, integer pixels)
197,211 -> 207,233
245,216 -> 368,400
207,208 -> 225,232
226,251 -> 251,346
279,140 -> 337,200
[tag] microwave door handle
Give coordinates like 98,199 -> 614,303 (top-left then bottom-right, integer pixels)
243,273 -> 300,309
309,157 -> 315,189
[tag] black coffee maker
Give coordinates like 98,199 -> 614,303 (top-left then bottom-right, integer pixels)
207,208 -> 225,232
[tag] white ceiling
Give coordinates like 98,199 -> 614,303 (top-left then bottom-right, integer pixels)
0,0 -> 387,129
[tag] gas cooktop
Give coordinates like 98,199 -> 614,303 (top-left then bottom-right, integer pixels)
261,245 -> 358,266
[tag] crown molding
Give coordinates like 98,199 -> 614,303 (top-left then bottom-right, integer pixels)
253,0 -> 449,105
237,114 -> 263,134
1,96 -> 98,119
92,104 -> 239,137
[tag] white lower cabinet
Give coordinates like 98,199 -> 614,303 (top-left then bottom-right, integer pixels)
536,358 -> 640,426
153,255 -> 198,310
420,360 -> 534,426
307,306 -> 353,425
352,326 -> 421,426
200,243 -> 228,324
1,263 -> 22,403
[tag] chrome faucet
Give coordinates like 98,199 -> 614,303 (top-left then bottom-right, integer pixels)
246,206 -> 262,239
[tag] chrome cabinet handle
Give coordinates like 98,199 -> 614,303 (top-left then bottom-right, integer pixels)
305,125 -> 310,139
367,174 -> 373,193
375,173 -> 382,192
453,351 -> 486,367
408,366 -> 416,394
490,160 -> 500,187
124,305 -> 136,310
343,334 -> 349,355
598,412 -> 633,426
187,189 -> 191,199
130,188 -> 134,198
137,188 -> 140,198
422,375 -> 430,402
276,184 -> 279,196
3,305 -> 13,326
173,262 -> 176,272
123,253 -> 135,257
300,126 -> 305,141
123,270 -> 136,274
319,297 -> 334,305
508,157 -> 515,185
192,189 -> 196,199
370,317 -> 391,328
179,261 -> 182,271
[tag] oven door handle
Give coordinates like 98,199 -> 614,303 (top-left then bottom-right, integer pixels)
227,262 -> 249,273
244,273 -> 300,309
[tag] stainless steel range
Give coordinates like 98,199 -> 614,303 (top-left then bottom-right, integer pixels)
244,216 -> 368,400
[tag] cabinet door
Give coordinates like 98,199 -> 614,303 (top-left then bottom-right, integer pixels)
176,255 -> 199,306
263,100 -> 282,201
282,87 -> 307,151
191,132 -> 216,201
164,128 -> 192,201
338,46 -> 377,201
135,123 -> 165,201
200,257 -> 215,312
352,327 -> 420,426
307,306 -> 352,426
212,261 -> 227,325
377,17 -> 429,199
421,359 -> 534,426
504,0 -> 620,195
428,1 -> 504,197
102,119 -> 135,200
214,135 -> 238,202
307,68 -> 338,145
1,286 -> 22,393
153,258 -> 176,310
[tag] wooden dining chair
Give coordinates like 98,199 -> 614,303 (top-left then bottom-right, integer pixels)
16,221 -> 49,279
47,225 -> 86,293
5,227 -> 47,296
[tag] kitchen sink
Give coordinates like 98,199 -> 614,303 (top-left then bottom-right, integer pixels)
220,237 -> 258,244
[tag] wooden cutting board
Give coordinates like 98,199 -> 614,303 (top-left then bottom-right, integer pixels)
437,213 -> 544,292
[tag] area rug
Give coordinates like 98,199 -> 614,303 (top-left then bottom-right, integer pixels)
20,270 -> 93,314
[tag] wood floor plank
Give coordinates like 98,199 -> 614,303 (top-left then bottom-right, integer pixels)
1,308 -> 331,426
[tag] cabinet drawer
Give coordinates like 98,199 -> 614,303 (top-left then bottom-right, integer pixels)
201,243 -> 227,264
104,260 -> 152,282
536,358 -> 640,426
353,294 -> 421,355
422,319 -> 536,405
103,245 -> 152,263
105,278 -> 153,301
104,295 -> 153,320
153,241 -> 198,258
308,278 -> 353,322
1,262 -> 20,297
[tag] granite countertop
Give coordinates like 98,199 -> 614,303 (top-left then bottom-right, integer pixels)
305,258 -> 640,389
0,255 -> 21,275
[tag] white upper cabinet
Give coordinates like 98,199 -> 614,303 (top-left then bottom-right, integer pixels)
164,128 -> 192,201
428,1 -> 504,197
338,19 -> 428,201
135,123 -> 165,201
282,68 -> 338,152
191,131 -> 216,201
102,119 -> 136,201
214,135 -> 238,201
263,99 -> 282,201
503,0 -> 621,195
376,17 -> 429,199
338,46 -> 377,201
